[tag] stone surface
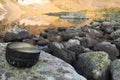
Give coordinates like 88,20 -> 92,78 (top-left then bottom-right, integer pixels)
112,38 -> 120,54
93,42 -> 119,60
74,51 -> 111,80
0,43 -> 86,80
64,39 -> 80,48
111,59 -> 120,80
110,29 -> 120,40
4,25 -> 32,42
67,45 -> 92,60
80,38 -> 98,49
48,43 -> 76,65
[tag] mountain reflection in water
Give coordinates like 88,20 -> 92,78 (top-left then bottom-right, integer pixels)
0,0 -> 120,34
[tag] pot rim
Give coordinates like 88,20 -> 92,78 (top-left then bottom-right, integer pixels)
7,42 -> 40,53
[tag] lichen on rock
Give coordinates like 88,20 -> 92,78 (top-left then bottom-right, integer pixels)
0,43 -> 86,80
74,51 -> 111,80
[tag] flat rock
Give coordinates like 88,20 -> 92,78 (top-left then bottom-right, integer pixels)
0,43 -> 86,80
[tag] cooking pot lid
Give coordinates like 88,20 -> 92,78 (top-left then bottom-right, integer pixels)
8,42 -> 40,53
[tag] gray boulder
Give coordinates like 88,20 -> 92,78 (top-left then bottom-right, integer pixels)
0,43 -> 87,80
90,20 -> 101,27
4,25 -> 32,42
74,51 -> 111,80
52,42 -> 65,49
80,38 -> 99,49
83,28 -> 103,38
93,42 -> 119,60
112,38 -> 120,53
67,45 -> 92,60
48,43 -> 76,65
111,59 -> 120,80
60,28 -> 81,41
64,39 -> 80,48
110,29 -> 120,39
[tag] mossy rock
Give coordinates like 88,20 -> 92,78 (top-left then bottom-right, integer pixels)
74,51 -> 111,80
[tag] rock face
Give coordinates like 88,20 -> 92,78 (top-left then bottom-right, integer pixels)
0,43 -> 86,80
111,59 -> 120,80
74,51 -> 111,80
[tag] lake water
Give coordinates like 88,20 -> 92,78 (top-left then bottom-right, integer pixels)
0,0 -> 120,34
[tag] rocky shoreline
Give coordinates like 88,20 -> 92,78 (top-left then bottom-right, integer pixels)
1,20 -> 120,80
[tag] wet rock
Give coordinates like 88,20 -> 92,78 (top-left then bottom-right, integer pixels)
111,59 -> 120,80
110,29 -> 120,39
93,42 -> 119,60
48,43 -> 76,65
74,51 -> 111,80
80,38 -> 99,49
0,43 -> 86,80
64,39 -> 80,48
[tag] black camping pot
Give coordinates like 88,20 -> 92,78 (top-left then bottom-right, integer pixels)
5,42 -> 41,68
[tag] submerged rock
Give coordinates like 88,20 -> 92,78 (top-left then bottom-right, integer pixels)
74,51 -> 111,80
0,43 -> 86,80
111,59 -> 120,80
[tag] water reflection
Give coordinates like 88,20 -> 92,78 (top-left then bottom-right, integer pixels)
46,12 -> 88,24
62,18 -> 88,24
